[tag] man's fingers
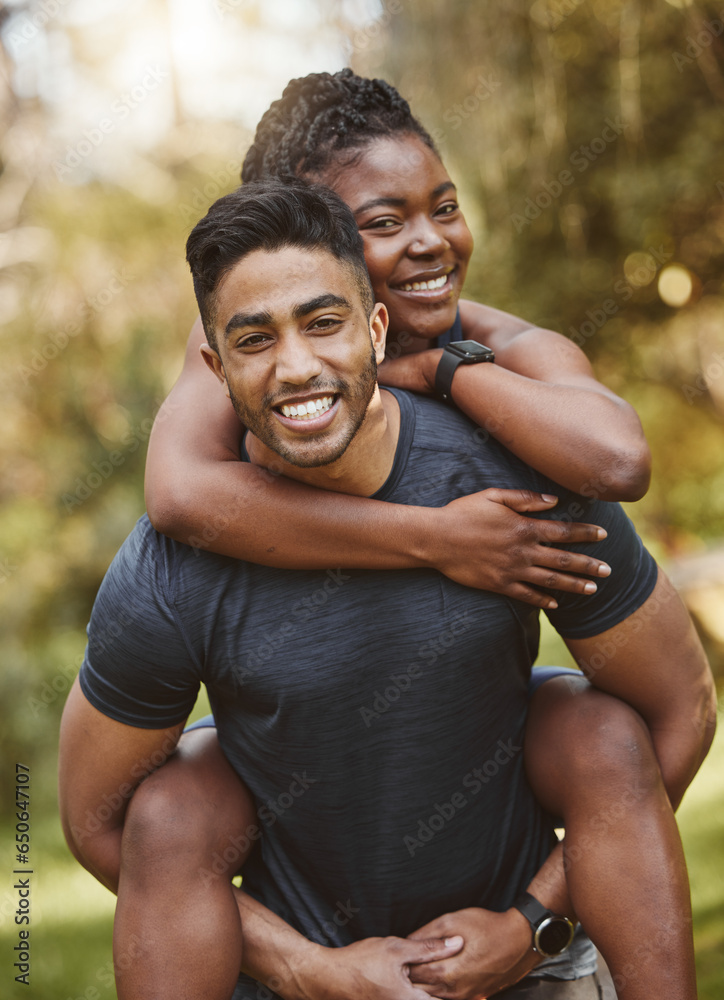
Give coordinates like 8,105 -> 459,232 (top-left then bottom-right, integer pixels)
408,956 -> 454,985
400,935 -> 463,965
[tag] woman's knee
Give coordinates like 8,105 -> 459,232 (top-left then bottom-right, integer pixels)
122,729 -> 257,876
526,678 -> 661,813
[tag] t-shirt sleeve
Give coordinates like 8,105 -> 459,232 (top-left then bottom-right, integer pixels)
79,518 -> 202,729
541,495 -> 658,640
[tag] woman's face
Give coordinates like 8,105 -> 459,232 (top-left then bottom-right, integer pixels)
314,134 -> 474,344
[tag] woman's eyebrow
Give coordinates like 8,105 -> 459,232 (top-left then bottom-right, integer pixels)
353,195 -> 406,215
432,181 -> 457,198
354,182 -> 457,217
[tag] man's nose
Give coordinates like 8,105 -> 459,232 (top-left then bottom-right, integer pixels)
275,333 -> 324,385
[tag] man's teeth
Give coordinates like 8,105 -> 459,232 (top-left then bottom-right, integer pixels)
280,396 -> 335,420
399,274 -> 449,292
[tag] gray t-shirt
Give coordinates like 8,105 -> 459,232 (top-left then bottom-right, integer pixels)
80,389 -> 657,996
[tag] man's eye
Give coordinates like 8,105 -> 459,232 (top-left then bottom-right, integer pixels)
238,334 -> 270,348
310,317 -> 342,331
436,202 -> 459,216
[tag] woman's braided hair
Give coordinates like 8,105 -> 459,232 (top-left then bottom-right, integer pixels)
241,68 -> 437,183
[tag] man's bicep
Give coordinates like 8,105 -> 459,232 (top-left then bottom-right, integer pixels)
59,678 -> 185,869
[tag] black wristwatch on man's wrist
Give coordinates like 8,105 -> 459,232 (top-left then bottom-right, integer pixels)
512,890 -> 576,958
434,340 -> 495,402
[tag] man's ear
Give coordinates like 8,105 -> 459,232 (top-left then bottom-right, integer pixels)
369,302 -> 388,364
200,344 -> 228,392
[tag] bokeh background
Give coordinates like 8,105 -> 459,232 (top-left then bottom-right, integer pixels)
1,0 -> 723,996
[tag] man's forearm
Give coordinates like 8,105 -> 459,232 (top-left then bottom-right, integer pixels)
234,889 -> 322,1000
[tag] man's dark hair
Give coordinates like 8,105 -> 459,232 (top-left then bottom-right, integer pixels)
241,68 -> 438,183
186,180 -> 374,348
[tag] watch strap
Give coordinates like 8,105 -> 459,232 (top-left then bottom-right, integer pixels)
434,348 -> 463,402
513,890 -> 550,928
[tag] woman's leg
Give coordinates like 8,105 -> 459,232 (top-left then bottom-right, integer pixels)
114,727 -> 257,1000
525,674 -> 696,1000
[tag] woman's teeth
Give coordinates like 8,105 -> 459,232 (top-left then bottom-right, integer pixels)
279,396 -> 335,420
399,274 -> 449,292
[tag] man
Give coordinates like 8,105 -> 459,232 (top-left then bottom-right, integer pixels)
59,181 -> 715,1000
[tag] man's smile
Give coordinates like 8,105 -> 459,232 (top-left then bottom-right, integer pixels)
273,394 -> 341,431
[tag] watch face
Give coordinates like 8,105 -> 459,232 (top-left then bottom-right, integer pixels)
536,916 -> 575,957
447,341 -> 495,360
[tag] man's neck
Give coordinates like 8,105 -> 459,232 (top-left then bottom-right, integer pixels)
245,388 -> 401,497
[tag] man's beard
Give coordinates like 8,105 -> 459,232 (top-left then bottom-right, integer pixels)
227,347 -> 378,469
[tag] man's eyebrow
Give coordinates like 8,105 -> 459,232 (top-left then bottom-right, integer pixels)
225,310 -> 273,338
353,182 -> 457,216
224,295 -> 351,338
292,293 -> 351,318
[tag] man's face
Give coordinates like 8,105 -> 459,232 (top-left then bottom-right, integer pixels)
204,246 -> 387,469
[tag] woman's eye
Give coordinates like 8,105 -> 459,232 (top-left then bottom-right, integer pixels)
436,202 -> 459,216
366,217 -> 399,230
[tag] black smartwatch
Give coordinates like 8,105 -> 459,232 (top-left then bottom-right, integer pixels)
434,340 -> 495,402
512,891 -> 576,958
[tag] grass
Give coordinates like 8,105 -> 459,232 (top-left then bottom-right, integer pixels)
678,696 -> 724,999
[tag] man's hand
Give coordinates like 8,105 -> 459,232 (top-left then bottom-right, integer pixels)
407,908 -> 538,999
294,935 -> 464,1000
429,489 -> 610,609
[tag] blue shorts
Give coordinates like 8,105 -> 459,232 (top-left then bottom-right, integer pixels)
185,666 -> 584,732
